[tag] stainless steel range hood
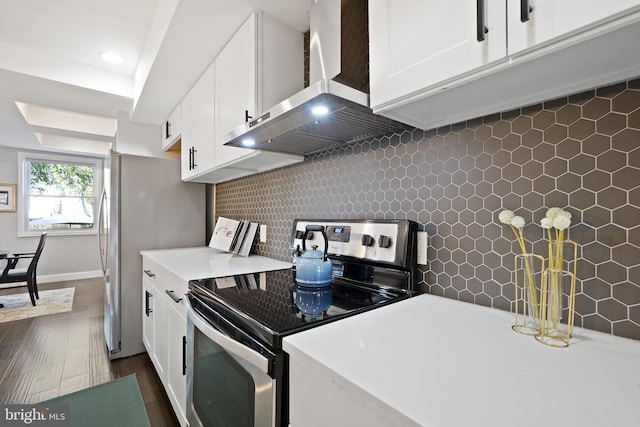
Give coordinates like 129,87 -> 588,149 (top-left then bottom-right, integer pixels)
223,0 -> 411,156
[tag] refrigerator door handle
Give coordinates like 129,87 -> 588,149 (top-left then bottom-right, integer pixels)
98,188 -> 108,277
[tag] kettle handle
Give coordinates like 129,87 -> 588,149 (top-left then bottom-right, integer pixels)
302,225 -> 328,261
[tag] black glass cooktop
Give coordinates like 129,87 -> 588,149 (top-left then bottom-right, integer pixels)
189,267 -> 411,349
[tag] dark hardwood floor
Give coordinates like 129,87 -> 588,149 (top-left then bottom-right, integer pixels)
0,278 -> 180,427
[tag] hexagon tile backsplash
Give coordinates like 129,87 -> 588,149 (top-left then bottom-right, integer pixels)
216,79 -> 640,340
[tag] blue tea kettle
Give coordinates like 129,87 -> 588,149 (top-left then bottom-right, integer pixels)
294,225 -> 332,287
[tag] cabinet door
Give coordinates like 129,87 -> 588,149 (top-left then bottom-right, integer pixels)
142,278 -> 167,381
180,142 -> 194,180
142,280 -> 154,353
166,300 -> 188,426
369,0 -> 507,109
214,12 -> 259,168
181,63 -> 216,180
162,104 -> 182,151
151,283 -> 167,381
508,0 -> 640,55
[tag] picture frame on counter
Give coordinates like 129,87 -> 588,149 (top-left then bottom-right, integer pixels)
209,216 -> 258,256
0,183 -> 16,212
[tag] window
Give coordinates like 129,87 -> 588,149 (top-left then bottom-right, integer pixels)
18,152 -> 102,236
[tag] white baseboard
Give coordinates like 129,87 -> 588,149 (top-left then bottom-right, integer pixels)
38,270 -> 103,284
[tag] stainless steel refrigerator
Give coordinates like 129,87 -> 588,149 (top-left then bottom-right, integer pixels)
98,150 -> 205,359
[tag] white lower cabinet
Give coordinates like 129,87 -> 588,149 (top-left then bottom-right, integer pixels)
165,290 -> 187,425
142,261 -> 167,380
287,349 -> 417,427
142,256 -> 188,427
151,284 -> 168,380
141,279 -> 156,362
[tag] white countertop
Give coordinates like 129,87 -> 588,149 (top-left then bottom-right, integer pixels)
140,246 -> 292,281
283,293 -> 640,427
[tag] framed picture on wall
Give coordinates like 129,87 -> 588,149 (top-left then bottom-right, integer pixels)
0,183 -> 16,212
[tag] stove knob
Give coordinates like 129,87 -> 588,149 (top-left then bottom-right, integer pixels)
361,234 -> 375,246
378,235 -> 393,249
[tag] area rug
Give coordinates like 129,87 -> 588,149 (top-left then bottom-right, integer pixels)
0,287 -> 75,323
41,374 -> 151,427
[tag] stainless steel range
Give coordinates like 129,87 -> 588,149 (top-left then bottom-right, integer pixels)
185,219 -> 419,427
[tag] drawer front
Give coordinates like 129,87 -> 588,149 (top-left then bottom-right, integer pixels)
142,257 -> 166,291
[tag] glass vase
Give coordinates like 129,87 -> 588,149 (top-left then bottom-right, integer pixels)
512,253 -> 545,335
535,240 -> 578,348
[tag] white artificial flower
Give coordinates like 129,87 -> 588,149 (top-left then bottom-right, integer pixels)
499,210 -> 515,225
546,207 -> 562,220
540,217 -> 553,229
553,215 -> 571,231
557,210 -> 572,220
511,216 -> 525,229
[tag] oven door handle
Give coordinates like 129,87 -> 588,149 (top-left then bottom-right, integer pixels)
185,295 -> 269,373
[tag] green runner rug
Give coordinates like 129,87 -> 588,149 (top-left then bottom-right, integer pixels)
41,374 -> 151,427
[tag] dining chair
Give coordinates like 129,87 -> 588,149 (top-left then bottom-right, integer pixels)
0,232 -> 47,306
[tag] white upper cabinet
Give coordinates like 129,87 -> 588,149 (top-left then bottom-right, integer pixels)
369,0 -> 507,109
181,63 -> 215,181
183,11 -> 304,184
214,12 -> 259,168
369,0 -> 640,131
508,0 -> 640,55
161,103 -> 182,151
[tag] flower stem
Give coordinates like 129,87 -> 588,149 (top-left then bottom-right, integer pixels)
511,225 -> 539,319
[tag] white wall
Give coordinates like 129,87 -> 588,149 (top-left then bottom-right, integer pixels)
0,146 -> 102,282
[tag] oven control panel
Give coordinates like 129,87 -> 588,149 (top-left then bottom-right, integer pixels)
290,219 -> 418,267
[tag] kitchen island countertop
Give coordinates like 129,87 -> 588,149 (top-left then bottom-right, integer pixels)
283,293 -> 640,427
140,246 -> 291,282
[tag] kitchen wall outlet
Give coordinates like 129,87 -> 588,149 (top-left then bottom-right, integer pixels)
417,231 -> 428,265
259,224 -> 267,243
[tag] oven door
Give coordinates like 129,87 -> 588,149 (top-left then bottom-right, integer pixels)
185,293 -> 276,427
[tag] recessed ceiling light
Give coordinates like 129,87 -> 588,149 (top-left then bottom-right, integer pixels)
100,51 -> 123,64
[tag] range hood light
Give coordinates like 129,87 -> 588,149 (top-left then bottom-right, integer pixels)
242,138 -> 256,147
311,105 -> 329,116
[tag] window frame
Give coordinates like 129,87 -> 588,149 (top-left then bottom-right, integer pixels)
18,151 -> 103,237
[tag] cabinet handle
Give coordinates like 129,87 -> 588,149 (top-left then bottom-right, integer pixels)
165,120 -> 172,139
189,147 -> 198,170
145,290 -> 152,317
182,335 -> 187,376
520,0 -> 532,22
165,289 -> 183,303
144,269 -> 155,278
476,0 -> 488,42
245,109 -> 253,123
